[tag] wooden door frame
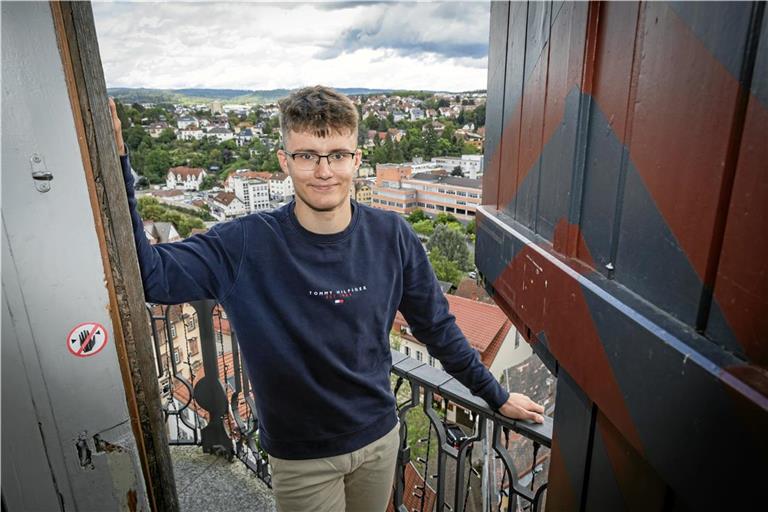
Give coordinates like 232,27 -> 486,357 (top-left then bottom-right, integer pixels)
50,2 -> 178,510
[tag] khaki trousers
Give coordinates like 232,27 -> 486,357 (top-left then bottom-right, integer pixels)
269,421 -> 400,512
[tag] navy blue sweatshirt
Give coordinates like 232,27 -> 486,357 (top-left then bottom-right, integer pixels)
120,153 -> 509,459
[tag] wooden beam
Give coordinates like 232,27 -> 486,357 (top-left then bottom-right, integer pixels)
49,2 -> 179,510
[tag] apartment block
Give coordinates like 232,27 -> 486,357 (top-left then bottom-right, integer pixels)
372,163 -> 482,220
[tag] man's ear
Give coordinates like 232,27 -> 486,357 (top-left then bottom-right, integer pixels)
277,149 -> 291,175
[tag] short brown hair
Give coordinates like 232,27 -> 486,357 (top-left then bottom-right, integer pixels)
278,85 -> 358,143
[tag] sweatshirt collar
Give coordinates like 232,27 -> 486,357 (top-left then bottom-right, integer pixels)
286,199 -> 360,244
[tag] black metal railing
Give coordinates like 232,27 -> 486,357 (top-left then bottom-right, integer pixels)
148,299 -> 552,511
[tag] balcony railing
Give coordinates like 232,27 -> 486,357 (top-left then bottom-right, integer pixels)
148,299 -> 552,512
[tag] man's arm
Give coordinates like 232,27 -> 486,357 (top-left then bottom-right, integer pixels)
397,217 -> 544,423
110,98 -> 245,305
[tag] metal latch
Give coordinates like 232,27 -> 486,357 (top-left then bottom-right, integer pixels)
30,153 -> 53,193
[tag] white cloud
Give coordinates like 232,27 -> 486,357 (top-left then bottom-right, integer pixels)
92,0 -> 490,92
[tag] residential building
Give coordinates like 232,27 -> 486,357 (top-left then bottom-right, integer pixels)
151,303 -> 204,402
148,122 -> 170,138
371,164 -> 482,220
351,179 -> 372,205
409,108 -> 425,121
268,172 -> 294,200
224,169 -> 273,192
430,154 -> 484,179
371,164 -> 417,215
177,116 -> 198,130
209,191 -> 247,221
142,220 -> 181,245
206,126 -> 234,143
177,127 -> 204,141
166,166 -> 207,191
235,128 -> 254,147
228,172 -> 270,212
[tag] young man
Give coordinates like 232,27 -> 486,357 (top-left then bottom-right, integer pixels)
110,86 -> 544,512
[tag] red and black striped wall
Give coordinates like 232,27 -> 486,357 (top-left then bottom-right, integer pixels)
477,2 -> 767,510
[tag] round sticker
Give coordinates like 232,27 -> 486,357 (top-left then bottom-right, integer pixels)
67,322 -> 108,358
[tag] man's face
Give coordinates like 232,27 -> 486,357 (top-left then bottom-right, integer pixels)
278,129 -> 360,214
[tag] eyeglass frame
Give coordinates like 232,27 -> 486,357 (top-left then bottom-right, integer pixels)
282,149 -> 359,170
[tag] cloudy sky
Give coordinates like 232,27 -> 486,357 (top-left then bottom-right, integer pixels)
92,1 -> 491,92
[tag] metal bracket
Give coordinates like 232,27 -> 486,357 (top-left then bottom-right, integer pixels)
30,153 -> 53,193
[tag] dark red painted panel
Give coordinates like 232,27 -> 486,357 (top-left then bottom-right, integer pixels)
709,17 -> 768,368
615,2 -> 748,322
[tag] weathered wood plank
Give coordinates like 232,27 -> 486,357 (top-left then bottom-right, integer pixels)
51,2 -> 179,510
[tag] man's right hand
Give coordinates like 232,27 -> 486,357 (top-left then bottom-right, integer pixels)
108,97 -> 126,156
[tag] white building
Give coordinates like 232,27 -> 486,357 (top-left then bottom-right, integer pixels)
177,116 -> 198,130
235,128 -> 255,147
409,108 -> 425,121
268,172 -> 294,200
209,192 -> 247,220
205,126 -> 234,142
148,122 -> 170,138
229,173 -> 270,212
166,166 -> 207,191
460,154 -> 484,179
177,127 -> 204,141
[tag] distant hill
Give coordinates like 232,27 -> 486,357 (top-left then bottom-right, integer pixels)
108,87 -> 400,105
106,87 -> 482,105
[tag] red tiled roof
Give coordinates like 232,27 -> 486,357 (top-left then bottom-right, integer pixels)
395,294 -> 510,354
386,462 -> 436,512
269,172 -> 289,182
213,191 -> 238,206
454,277 -> 493,303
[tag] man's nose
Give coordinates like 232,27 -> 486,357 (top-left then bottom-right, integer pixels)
315,157 -> 333,178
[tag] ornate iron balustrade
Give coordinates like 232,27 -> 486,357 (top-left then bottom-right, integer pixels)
148,299 -> 552,511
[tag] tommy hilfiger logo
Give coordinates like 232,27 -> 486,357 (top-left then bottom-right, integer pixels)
308,285 -> 368,305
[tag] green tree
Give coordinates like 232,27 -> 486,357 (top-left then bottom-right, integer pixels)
412,219 -> 435,237
143,148 -> 172,183
422,125 -> 438,160
124,126 -> 151,151
200,175 -> 218,190
428,249 -> 463,286
137,197 -> 205,238
157,128 -> 176,144
465,219 -> 476,236
406,208 -> 428,224
427,223 -> 471,271
434,212 -> 459,225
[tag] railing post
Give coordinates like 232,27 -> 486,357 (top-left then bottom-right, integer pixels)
190,299 -> 233,458
394,379 -> 420,512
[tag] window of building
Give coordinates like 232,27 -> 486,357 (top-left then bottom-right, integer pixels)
173,349 -> 181,364
404,346 -> 411,356
185,314 -> 196,331
416,350 -> 422,362
169,323 -> 177,339
429,356 -> 435,366
515,331 -> 520,349
188,337 -> 199,356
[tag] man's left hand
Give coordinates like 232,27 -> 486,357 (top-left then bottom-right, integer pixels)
498,392 -> 545,424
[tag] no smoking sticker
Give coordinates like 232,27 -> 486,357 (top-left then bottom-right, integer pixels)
67,322 -> 108,358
